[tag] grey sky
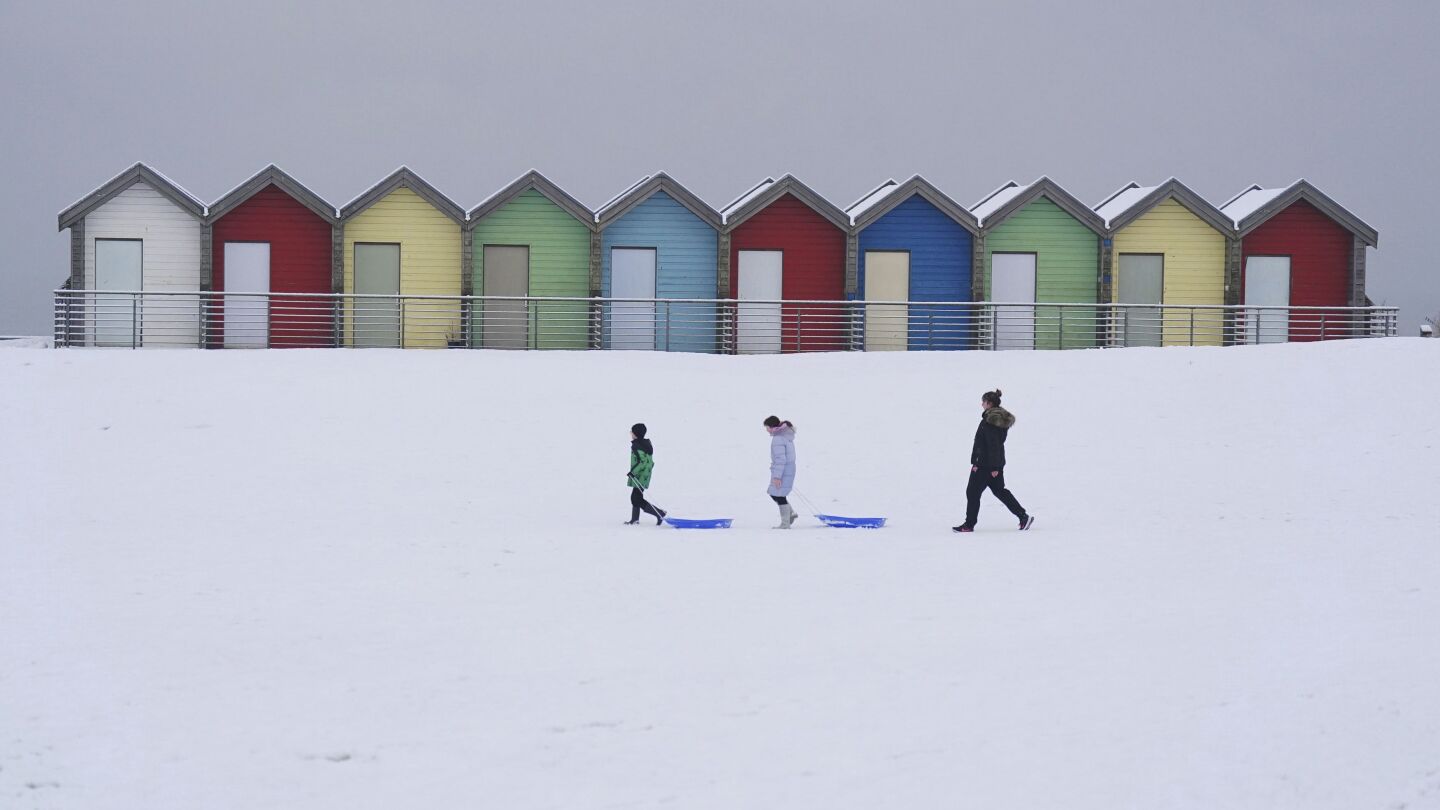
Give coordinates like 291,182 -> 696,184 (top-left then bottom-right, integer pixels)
2,0 -> 1436,334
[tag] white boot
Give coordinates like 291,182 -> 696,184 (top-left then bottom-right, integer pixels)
783,504 -> 798,528
774,503 -> 790,529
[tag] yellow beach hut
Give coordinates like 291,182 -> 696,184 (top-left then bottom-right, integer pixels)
338,167 -> 467,347
1094,178 -> 1235,347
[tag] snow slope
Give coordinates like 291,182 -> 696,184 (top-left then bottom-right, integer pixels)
2,341 -> 1438,809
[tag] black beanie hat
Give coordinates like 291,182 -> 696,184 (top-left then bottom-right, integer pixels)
631,423 -> 647,438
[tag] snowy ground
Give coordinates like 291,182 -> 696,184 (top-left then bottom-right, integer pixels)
2,340 -> 1438,809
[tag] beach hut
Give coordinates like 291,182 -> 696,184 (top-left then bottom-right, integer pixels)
467,171 -> 594,350
207,165 -> 338,348
1221,180 -> 1379,343
595,173 -> 722,352
722,175 -> 849,353
56,163 -> 207,347
847,175 -> 979,351
971,178 -> 1107,350
338,167 -> 466,348
1094,178 -> 1234,347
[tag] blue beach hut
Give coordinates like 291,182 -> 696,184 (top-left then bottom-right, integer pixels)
846,175 -> 979,350
596,173 -> 723,352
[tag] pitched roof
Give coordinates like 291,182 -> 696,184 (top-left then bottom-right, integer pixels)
846,174 -> 978,234
339,166 -> 466,224
1220,179 -> 1378,246
57,162 -> 206,230
720,174 -> 849,231
207,164 -> 338,225
595,172 -> 722,230
1093,177 -> 1233,234
968,177 -> 1106,234
466,169 -> 594,229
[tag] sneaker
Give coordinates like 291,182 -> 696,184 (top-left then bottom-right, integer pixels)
1019,515 -> 1035,531
655,508 -> 667,526
952,524 -> 974,533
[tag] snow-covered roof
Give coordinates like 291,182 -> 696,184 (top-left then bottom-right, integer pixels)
844,180 -> 900,225
595,175 -> 652,221
1220,185 -> 1287,227
339,164 -> 415,213
146,165 -> 207,213
57,163 -> 208,229
1094,184 -> 1156,229
339,166 -> 466,224
208,164 -> 339,222
721,177 -> 777,224
466,169 -> 593,227
969,182 -> 1027,225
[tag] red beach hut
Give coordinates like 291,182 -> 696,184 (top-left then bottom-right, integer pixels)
207,165 -> 338,347
722,175 -> 849,352
1221,180 -> 1378,342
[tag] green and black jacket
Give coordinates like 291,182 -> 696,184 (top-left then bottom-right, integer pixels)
628,437 -> 655,489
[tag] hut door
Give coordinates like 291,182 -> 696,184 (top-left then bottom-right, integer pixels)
737,250 -> 782,353
354,243 -> 401,347
611,248 -> 657,350
1118,254 -> 1163,347
864,251 -> 909,351
482,245 -> 530,349
224,243 -> 270,348
95,238 -> 142,347
990,252 -> 1036,350
1244,256 -> 1290,344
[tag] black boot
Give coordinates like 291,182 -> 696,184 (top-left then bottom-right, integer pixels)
654,507 -> 667,526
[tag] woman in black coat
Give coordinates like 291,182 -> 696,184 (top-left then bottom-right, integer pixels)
954,388 -> 1034,532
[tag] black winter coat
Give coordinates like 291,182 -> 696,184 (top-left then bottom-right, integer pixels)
970,406 -> 1016,469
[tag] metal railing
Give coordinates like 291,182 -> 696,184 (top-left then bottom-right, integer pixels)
52,289 -> 1400,351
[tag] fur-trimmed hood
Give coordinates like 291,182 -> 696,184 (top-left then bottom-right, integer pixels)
983,406 -> 1015,429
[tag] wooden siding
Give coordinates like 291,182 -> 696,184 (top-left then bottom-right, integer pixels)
341,186 -> 462,347
982,196 -> 1099,349
212,184 -> 334,347
600,191 -> 720,353
1110,198 -> 1227,346
471,189 -> 591,349
728,193 -> 846,352
857,194 -> 973,350
82,182 -> 202,347
1240,199 -> 1355,341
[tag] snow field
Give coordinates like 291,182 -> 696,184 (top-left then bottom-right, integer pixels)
2,339 -> 1438,809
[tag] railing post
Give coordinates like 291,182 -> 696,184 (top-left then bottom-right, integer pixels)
1320,310 -> 1327,341
131,294 -> 139,349
399,297 -> 406,349
1058,306 -> 1065,350
1189,307 -> 1195,347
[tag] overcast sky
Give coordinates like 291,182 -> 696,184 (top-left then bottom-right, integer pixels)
2,0 -> 1436,334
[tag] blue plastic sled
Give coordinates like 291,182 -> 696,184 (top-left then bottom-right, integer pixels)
815,513 -> 887,529
664,517 -> 734,529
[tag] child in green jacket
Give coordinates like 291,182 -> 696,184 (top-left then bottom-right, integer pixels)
626,423 -> 667,525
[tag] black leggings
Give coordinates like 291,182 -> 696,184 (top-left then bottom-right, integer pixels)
965,467 -> 1026,526
770,495 -> 789,505
631,488 -> 661,521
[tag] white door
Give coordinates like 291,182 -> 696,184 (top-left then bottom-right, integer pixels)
224,243 -> 270,348
95,239 -> 142,347
1117,254 -> 1163,347
1244,256 -> 1290,344
737,250 -> 782,354
864,251 -> 909,351
991,253 -> 1036,350
611,248 -> 657,350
